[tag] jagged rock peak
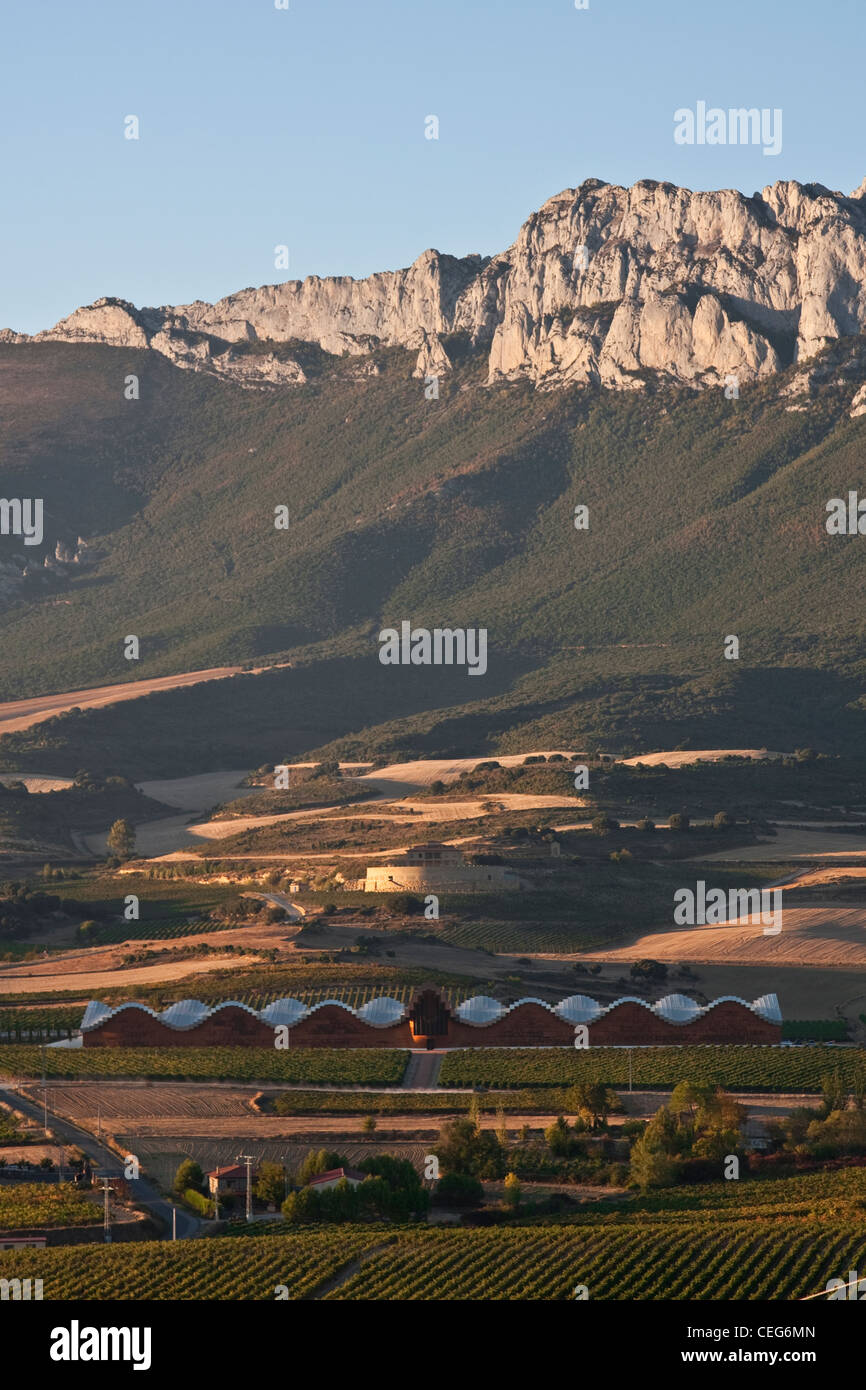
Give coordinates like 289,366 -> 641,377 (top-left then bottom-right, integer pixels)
20,176 -> 866,392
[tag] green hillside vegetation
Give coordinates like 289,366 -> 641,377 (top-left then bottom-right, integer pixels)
2,339 -> 866,773
588,752 -> 866,821
213,775 -> 378,818
0,776 -> 169,855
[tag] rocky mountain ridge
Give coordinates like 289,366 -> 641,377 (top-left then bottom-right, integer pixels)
7,176 -> 866,393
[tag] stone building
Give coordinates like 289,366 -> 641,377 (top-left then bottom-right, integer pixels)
363,841 -> 521,893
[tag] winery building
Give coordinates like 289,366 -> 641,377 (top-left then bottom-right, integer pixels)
79,988 -> 782,1048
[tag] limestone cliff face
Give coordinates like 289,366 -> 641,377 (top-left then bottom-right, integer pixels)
13,177 -> 866,392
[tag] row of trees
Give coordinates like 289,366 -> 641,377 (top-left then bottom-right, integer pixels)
592,811 -> 734,835
284,1156 -> 427,1224
174,1150 -> 430,1224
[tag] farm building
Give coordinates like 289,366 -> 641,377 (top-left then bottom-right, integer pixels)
306,1167 -> 366,1191
79,987 -> 782,1048
207,1164 -> 258,1197
363,842 -> 521,893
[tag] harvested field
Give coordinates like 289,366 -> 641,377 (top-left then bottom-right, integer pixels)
0,666 -> 288,736
620,749 -> 780,768
700,829 -> 866,861
40,1084 -> 259,1122
583,903 -> 866,965
0,953 -> 264,996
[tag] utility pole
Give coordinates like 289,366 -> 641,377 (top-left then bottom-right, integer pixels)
97,1178 -> 112,1243
236,1154 -> 254,1222
628,1048 -> 633,1094
172,1206 -> 177,1241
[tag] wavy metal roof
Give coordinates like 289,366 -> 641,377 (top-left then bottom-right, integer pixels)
79,991 -> 781,1032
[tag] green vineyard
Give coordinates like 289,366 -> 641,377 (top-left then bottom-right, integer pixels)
438,1046 -> 866,1092
1,1170 -> 864,1299
0,1229 -> 377,1298
271,1086 -> 588,1116
0,1183 -> 101,1231
0,1045 -> 409,1085
324,1222 -> 865,1301
0,1008 -> 85,1042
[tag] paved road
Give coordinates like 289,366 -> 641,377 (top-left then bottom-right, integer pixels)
1,1084 -> 199,1239
243,891 -> 306,922
402,1052 -> 444,1088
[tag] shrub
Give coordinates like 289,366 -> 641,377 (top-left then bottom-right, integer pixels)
184,1187 -> 214,1217
592,813 -> 619,835
173,1159 -> 204,1195
434,1172 -> 484,1207
389,893 -> 424,916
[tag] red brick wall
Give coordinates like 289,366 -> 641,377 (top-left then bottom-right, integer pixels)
83,1004 -> 414,1049
588,1000 -> 780,1045
83,999 -> 780,1048
284,1006 -> 414,1049
83,1006 -> 277,1048
444,1003 -> 575,1048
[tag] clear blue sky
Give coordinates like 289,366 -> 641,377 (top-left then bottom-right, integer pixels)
1,0 -> 863,333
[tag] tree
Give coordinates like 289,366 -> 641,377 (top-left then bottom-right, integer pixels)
106,819 -> 136,860
565,1083 -> 614,1131
495,1106 -> 508,1149
314,759 -> 341,778
282,1186 -> 320,1223
255,1161 -> 287,1206
592,813 -> 619,835
357,1156 -> 428,1219
296,1149 -> 347,1186
318,1177 -> 358,1222
468,1092 -> 482,1135
389,893 -> 423,916
173,1159 -> 204,1196
434,1172 -> 484,1207
636,817 -> 655,832
362,1115 -> 377,1134
544,1115 -> 572,1157
629,958 -> 668,984
820,1069 -> 847,1118
503,1172 -> 521,1209
713,810 -> 734,830
668,812 -> 690,832
669,1079 -> 709,1113
435,1118 -> 504,1179
629,1132 -> 678,1191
